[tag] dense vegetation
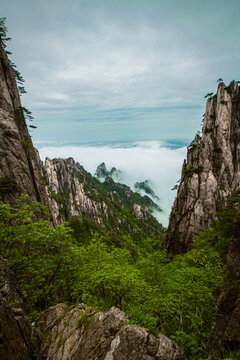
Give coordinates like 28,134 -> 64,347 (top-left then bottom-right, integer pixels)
0,16 -> 238,360
1,193 -> 237,359
47,160 -> 165,242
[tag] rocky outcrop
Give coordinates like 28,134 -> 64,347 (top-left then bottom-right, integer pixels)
95,162 -> 121,182
43,157 -> 164,238
0,295 -> 42,360
41,304 -> 184,360
44,157 -> 104,224
0,40 -> 48,209
0,256 -> 41,360
134,180 -> 159,200
0,254 -> 183,360
208,207 -> 240,358
165,81 -> 240,254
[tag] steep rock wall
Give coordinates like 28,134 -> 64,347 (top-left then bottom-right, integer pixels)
40,304 -> 184,360
43,157 -> 164,239
44,157 -> 114,224
0,41 -> 48,208
208,207 -> 240,358
165,81 -> 240,254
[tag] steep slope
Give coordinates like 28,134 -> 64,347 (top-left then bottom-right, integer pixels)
208,206 -> 240,358
44,157 -> 164,240
41,304 -> 184,360
0,250 -> 184,360
0,256 -> 42,360
95,161 -> 121,182
95,163 -> 162,214
0,40 -> 48,209
165,81 -> 240,254
134,180 -> 160,200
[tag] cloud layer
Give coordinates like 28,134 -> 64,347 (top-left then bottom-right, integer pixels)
39,141 -> 186,226
2,0 -> 239,145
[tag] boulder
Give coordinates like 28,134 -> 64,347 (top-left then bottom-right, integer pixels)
40,304 -> 184,360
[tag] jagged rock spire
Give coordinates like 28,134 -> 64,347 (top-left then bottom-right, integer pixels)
165,81 -> 240,254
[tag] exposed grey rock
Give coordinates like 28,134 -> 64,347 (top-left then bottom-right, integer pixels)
0,294 -> 41,360
134,180 -> 159,200
0,41 -> 49,211
133,203 -> 149,221
95,162 -> 109,179
165,81 -> 240,254
95,162 -> 121,182
41,304 -> 184,360
43,157 -> 164,239
44,157 -> 112,225
208,207 -> 240,359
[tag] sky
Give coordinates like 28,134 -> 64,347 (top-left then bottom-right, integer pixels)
39,142 -> 186,225
1,0 -> 240,224
2,0 -> 240,145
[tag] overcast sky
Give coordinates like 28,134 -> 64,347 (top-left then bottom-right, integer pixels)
2,0 -> 240,145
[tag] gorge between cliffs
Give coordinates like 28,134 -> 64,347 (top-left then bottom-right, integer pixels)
0,23 -> 240,360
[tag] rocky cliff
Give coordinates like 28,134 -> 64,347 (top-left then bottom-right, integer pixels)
43,157 -> 164,240
95,162 -> 121,182
0,40 -> 48,209
165,81 -> 240,254
0,256 -> 42,360
0,256 -> 184,360
40,304 -> 184,360
208,206 -> 240,359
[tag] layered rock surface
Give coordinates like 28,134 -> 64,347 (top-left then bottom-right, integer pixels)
41,304 -> 184,360
95,162 -> 121,182
0,256 -> 42,360
208,207 -> 240,358
43,157 -> 164,238
165,81 -> 240,254
0,256 -> 184,360
0,41 -> 48,209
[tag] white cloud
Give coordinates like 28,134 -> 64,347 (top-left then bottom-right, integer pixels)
39,141 -> 186,226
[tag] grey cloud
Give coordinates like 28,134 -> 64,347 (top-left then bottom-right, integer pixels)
1,0 -> 240,143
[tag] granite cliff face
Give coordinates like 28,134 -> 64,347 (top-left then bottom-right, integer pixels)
95,162 -> 121,182
0,256 -> 184,360
43,157 -> 164,238
165,81 -> 240,254
0,41 -> 48,209
40,304 -> 184,360
0,256 -> 42,360
208,206 -> 240,359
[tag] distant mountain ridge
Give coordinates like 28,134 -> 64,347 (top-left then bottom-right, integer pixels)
95,162 -> 162,215
43,157 -> 165,241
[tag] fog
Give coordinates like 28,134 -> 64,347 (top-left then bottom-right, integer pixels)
39,141 -> 186,226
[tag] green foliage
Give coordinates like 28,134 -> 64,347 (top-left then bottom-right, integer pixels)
0,196 -> 229,358
204,92 -> 214,98
67,215 -> 105,244
76,240 -> 153,310
49,189 -> 69,218
157,250 -> 224,358
213,147 -> 222,153
205,128 -> 213,133
183,165 -> 203,179
70,165 -> 165,242
0,17 -> 11,51
22,139 -> 33,150
20,106 -> 34,121
0,196 -> 79,315
0,176 -> 17,193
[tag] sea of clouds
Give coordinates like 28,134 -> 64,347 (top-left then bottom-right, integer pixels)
39,141 -> 186,227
